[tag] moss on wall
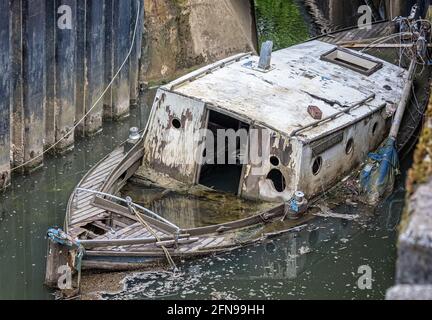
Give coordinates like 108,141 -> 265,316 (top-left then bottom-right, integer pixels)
254,0 -> 309,50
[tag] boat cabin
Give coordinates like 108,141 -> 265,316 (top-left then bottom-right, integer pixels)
142,40 -> 408,202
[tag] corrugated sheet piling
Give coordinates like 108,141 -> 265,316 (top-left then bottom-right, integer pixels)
10,0 -> 24,170
83,0 -> 105,135
22,0 -> 47,173
52,0 -> 77,150
129,0 -> 143,107
112,0 -> 132,119
0,0 -> 143,186
45,0 -> 56,149
0,0 -> 11,189
103,0 -> 114,119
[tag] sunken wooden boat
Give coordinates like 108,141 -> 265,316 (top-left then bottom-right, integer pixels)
45,20 -> 431,286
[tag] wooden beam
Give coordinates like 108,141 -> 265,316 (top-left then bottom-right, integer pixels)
80,235 -> 194,249
92,196 -> 179,234
342,43 -> 430,49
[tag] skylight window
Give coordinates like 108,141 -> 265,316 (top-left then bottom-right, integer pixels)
320,48 -> 383,76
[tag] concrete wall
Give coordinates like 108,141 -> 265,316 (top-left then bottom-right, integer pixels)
0,0 -> 11,189
141,0 -> 257,84
0,0 -> 258,186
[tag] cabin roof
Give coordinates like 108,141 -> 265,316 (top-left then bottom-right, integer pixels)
166,40 -> 407,141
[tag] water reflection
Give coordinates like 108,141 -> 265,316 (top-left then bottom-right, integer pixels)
121,183 -> 273,228
255,0 -> 369,49
0,0 -> 415,300
103,192 -> 404,300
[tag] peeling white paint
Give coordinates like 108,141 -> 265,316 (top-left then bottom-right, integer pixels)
142,41 -> 407,202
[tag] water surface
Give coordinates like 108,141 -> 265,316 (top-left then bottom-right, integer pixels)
0,0 -> 414,300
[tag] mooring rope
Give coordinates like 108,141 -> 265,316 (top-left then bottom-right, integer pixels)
10,0 -> 141,173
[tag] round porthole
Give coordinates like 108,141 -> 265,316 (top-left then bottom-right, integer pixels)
345,138 -> 354,155
270,156 -> 280,166
172,118 -> 181,129
372,122 -> 378,136
266,169 -> 286,193
312,156 -> 322,176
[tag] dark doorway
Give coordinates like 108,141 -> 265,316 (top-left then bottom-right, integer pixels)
198,111 -> 249,194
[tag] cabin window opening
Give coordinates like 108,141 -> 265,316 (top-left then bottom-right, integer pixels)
372,122 -> 378,136
172,118 -> 182,129
345,138 -> 354,155
312,156 -> 323,176
270,156 -> 280,166
267,169 -> 286,193
198,110 -> 249,195
320,48 -> 383,76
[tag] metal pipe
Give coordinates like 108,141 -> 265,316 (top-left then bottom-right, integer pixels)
76,187 -> 181,232
290,94 -> 376,137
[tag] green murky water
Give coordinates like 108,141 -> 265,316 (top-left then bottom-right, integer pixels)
255,0 -> 311,49
0,97 -> 152,299
254,0 -> 365,49
0,0 -> 416,300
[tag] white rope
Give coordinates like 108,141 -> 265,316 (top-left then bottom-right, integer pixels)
11,0 -> 141,172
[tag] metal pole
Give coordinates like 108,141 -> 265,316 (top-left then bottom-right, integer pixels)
389,59 -> 417,139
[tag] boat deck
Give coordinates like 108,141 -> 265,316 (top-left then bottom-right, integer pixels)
66,146 -> 126,238
65,144 -> 259,265
62,20 -> 429,271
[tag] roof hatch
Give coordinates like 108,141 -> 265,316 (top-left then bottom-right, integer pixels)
320,47 -> 383,76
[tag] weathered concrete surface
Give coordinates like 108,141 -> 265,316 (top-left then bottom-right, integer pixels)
129,0 -> 143,107
75,0 -> 105,136
141,0 -> 257,84
22,0 -> 46,172
396,179 -> 432,285
84,0 -> 105,135
75,0 -> 86,135
45,0 -> 56,149
103,0 -> 114,119
10,0 -> 24,169
0,0 -> 11,189
386,285 -> 432,300
112,0 -> 132,119
55,0 -> 77,149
